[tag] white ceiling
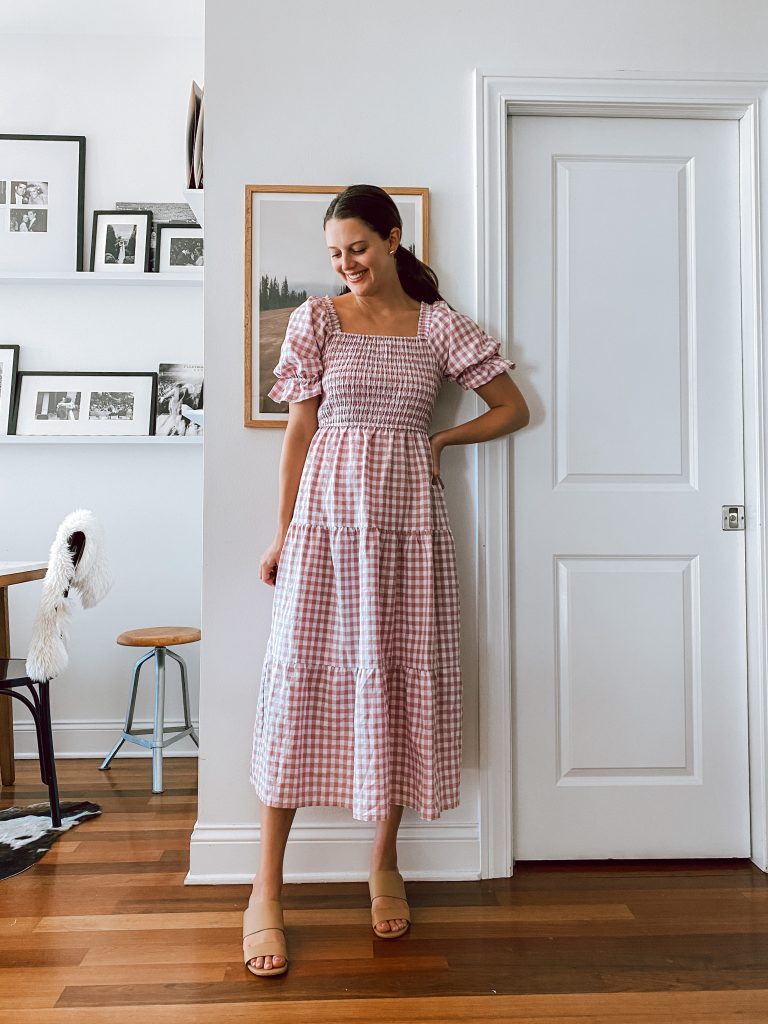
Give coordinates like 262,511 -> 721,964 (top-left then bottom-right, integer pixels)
1,0 -> 203,36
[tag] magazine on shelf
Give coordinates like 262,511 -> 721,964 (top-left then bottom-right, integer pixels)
186,80 -> 203,189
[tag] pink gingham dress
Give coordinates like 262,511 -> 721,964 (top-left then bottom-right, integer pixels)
250,294 -> 515,821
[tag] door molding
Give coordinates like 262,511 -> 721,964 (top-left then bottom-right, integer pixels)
474,71 -> 768,878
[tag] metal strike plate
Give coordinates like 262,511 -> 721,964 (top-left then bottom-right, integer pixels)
722,505 -> 745,530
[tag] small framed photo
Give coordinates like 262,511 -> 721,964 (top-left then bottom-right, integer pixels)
11,371 -> 157,436
115,201 -> 199,270
0,345 -> 20,435
155,223 -> 203,273
90,210 -> 152,272
0,134 -> 85,271
243,184 -> 429,427
156,363 -> 204,435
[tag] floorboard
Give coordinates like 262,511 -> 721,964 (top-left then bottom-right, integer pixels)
1,758 -> 767,1023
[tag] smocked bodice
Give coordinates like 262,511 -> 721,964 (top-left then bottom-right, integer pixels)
266,293 -> 516,427
317,296 -> 440,433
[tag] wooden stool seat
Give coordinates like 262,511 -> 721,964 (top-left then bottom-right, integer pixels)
117,626 -> 201,648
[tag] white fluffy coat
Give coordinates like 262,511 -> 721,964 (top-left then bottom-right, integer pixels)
25,509 -> 112,682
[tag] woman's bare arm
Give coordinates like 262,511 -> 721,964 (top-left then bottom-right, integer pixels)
260,396 -> 320,586
428,373 -> 529,475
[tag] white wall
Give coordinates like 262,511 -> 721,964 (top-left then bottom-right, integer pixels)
194,0 -> 768,882
0,11 -> 205,760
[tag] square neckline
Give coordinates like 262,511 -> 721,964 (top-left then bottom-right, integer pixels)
322,294 -> 427,339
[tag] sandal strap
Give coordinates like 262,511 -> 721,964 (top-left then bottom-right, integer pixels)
368,869 -> 406,902
368,870 -> 410,926
244,932 -> 288,960
243,900 -> 286,962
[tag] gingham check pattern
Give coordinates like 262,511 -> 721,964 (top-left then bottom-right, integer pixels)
252,295 -> 515,820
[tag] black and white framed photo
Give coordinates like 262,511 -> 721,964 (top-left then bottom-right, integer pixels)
0,345 -> 20,435
11,371 -> 157,436
155,223 -> 203,274
89,210 -> 152,273
243,184 -> 429,427
155,363 -> 203,436
115,201 -> 198,271
0,134 -> 85,271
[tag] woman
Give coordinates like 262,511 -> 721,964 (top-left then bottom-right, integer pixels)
245,184 -> 530,977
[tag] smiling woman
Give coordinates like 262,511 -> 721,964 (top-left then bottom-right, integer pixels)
245,183 -> 528,978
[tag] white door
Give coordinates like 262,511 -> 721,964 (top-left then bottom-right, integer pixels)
510,114 -> 750,859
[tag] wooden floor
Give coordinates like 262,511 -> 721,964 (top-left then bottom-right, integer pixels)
0,758 -> 767,1023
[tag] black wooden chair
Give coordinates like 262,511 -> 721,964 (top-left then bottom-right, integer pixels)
0,531 -> 85,827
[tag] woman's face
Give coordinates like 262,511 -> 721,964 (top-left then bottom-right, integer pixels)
325,217 -> 399,294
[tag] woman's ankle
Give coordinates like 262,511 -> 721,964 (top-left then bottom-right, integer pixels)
249,877 -> 283,901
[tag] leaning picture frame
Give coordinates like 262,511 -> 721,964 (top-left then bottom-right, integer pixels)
0,344 -> 20,435
89,210 -> 152,273
0,134 -> 86,272
11,371 -> 158,437
155,223 -> 203,273
115,201 -> 199,271
243,184 -> 429,428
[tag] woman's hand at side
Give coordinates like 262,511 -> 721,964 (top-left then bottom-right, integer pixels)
429,432 -> 445,487
260,532 -> 287,588
262,395 -> 320,588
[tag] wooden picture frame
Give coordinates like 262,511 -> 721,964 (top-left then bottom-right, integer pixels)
243,185 -> 429,428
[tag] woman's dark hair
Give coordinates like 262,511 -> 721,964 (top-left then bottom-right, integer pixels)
324,184 -> 448,305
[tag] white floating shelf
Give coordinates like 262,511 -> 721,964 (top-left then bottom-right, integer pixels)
1,435 -> 203,445
0,271 -> 203,284
183,188 -> 204,228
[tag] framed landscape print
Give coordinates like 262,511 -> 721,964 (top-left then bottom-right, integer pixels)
0,134 -> 85,271
11,371 -> 157,436
243,184 -> 429,428
90,210 -> 152,272
155,223 -> 203,273
0,345 -> 20,435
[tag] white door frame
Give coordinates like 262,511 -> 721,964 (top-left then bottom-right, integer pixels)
474,71 -> 768,879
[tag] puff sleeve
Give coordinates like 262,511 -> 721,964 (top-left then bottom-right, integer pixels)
267,296 -> 325,404
437,302 -> 516,390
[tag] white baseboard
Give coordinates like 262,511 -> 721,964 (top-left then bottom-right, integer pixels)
12,718 -> 200,758
187,813 -> 481,884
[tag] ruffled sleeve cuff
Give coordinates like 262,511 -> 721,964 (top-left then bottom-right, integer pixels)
439,304 -> 516,390
454,353 -> 517,391
267,374 -> 323,404
268,297 -> 325,405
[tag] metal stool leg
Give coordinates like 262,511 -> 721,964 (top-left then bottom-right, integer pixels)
100,648 -> 155,771
152,648 -> 166,793
166,647 -> 199,747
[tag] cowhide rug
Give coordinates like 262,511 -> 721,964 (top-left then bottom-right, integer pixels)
0,800 -> 101,880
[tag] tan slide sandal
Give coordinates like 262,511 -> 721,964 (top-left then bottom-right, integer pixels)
368,868 -> 411,938
243,899 -> 289,977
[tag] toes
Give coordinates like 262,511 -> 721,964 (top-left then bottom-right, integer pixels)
375,918 -> 408,933
250,955 -> 286,971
